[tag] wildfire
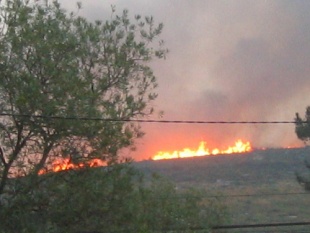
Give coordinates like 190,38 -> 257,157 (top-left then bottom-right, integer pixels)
38,140 -> 252,173
38,158 -> 105,175
152,139 -> 252,160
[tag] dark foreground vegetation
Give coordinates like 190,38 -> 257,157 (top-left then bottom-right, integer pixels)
0,164 -> 227,233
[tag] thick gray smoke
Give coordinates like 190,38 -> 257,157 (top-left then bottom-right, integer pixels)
61,0 -> 310,160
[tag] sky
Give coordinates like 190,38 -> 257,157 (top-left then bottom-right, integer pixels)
60,0 -> 310,160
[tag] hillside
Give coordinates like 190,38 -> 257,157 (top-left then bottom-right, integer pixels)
134,147 -> 310,229
135,147 -> 310,188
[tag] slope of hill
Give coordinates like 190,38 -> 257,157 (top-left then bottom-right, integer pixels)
134,147 -> 310,228
135,147 -> 310,188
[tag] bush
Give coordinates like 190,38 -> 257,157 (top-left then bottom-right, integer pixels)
0,164 -> 227,233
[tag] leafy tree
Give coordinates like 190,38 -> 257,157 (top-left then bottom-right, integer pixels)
294,106 -> 310,144
0,2 -> 228,232
0,0 -> 167,197
0,164 -> 228,233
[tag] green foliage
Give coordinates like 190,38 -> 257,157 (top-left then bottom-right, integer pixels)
0,0 -> 167,196
0,164 -> 227,233
294,106 -> 310,144
0,1 -> 227,232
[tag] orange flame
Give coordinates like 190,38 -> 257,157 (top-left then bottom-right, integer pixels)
38,158 -> 105,175
152,139 -> 252,160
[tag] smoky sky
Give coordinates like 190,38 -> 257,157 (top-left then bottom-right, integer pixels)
60,0 -> 310,160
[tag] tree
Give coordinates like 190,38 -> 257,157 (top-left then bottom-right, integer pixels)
0,2 -> 228,232
294,106 -> 310,144
295,106 -> 310,191
0,0 -> 167,197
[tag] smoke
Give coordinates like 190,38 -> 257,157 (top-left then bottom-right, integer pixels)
60,0 -> 310,159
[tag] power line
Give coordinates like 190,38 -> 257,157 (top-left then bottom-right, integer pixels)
0,113 -> 302,124
117,191 -> 310,201
212,221 -> 310,230
126,222 -> 310,232
169,191 -> 310,199
93,221 -> 310,233
234,230 -> 310,233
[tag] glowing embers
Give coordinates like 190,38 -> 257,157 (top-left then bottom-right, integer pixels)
38,158 -> 105,175
152,139 -> 252,160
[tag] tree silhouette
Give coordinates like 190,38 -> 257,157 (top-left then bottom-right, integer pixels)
0,0 -> 167,195
295,106 -> 310,191
294,106 -> 310,144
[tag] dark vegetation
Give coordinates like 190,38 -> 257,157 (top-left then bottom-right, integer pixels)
295,106 -> 310,145
0,164 -> 227,233
295,106 -> 310,190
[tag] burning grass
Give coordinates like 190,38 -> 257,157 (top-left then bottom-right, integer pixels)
38,158 -> 106,175
152,139 -> 252,160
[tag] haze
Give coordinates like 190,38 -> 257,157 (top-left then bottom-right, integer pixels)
60,0 -> 310,160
